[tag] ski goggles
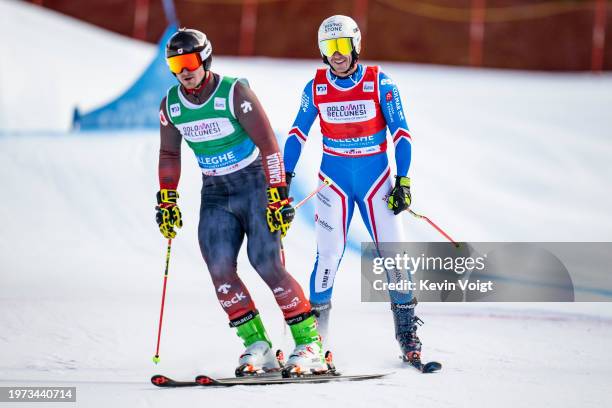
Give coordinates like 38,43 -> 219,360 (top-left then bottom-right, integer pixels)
166,53 -> 203,74
319,38 -> 354,57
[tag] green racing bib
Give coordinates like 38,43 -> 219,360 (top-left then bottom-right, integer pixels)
166,76 -> 259,175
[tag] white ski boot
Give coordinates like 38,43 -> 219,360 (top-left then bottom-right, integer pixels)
233,313 -> 282,376
236,340 -> 282,376
282,314 -> 330,377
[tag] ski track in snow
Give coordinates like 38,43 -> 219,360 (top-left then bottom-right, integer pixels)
1,1 -> 612,407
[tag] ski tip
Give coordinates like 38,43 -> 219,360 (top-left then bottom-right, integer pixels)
400,354 -> 443,374
422,361 -> 442,373
151,374 -> 169,386
195,375 -> 216,385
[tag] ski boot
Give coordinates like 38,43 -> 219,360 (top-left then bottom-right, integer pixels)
282,313 -> 330,377
233,312 -> 281,376
392,298 -> 422,361
310,301 -> 332,340
392,299 -> 441,373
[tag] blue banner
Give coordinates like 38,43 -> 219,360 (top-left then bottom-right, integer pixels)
73,25 -> 178,130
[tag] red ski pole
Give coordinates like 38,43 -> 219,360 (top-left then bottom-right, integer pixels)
408,209 -> 460,248
153,238 -> 172,364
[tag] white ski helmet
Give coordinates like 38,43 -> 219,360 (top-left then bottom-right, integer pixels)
317,15 -> 361,64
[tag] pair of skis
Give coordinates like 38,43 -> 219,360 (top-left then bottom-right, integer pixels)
151,355 -> 441,388
151,371 -> 389,387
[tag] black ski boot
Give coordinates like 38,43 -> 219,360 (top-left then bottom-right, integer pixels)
392,298 -> 441,373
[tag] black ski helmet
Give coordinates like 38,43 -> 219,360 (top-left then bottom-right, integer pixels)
166,28 -> 213,71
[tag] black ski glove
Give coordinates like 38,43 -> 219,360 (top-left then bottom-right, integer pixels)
387,176 -> 412,215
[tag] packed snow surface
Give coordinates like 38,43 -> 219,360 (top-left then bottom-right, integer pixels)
1,1 -> 611,407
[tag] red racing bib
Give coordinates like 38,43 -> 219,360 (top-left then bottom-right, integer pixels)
312,66 -> 387,140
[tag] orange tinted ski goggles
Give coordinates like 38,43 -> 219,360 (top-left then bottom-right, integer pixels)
166,53 -> 203,74
319,38 -> 353,57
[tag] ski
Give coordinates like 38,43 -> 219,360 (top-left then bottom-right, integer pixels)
194,372 -> 389,387
151,370 -> 283,387
402,356 -> 442,373
151,372 -> 390,388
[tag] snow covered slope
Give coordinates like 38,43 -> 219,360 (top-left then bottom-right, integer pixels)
0,0 -> 155,131
1,2 -> 612,407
